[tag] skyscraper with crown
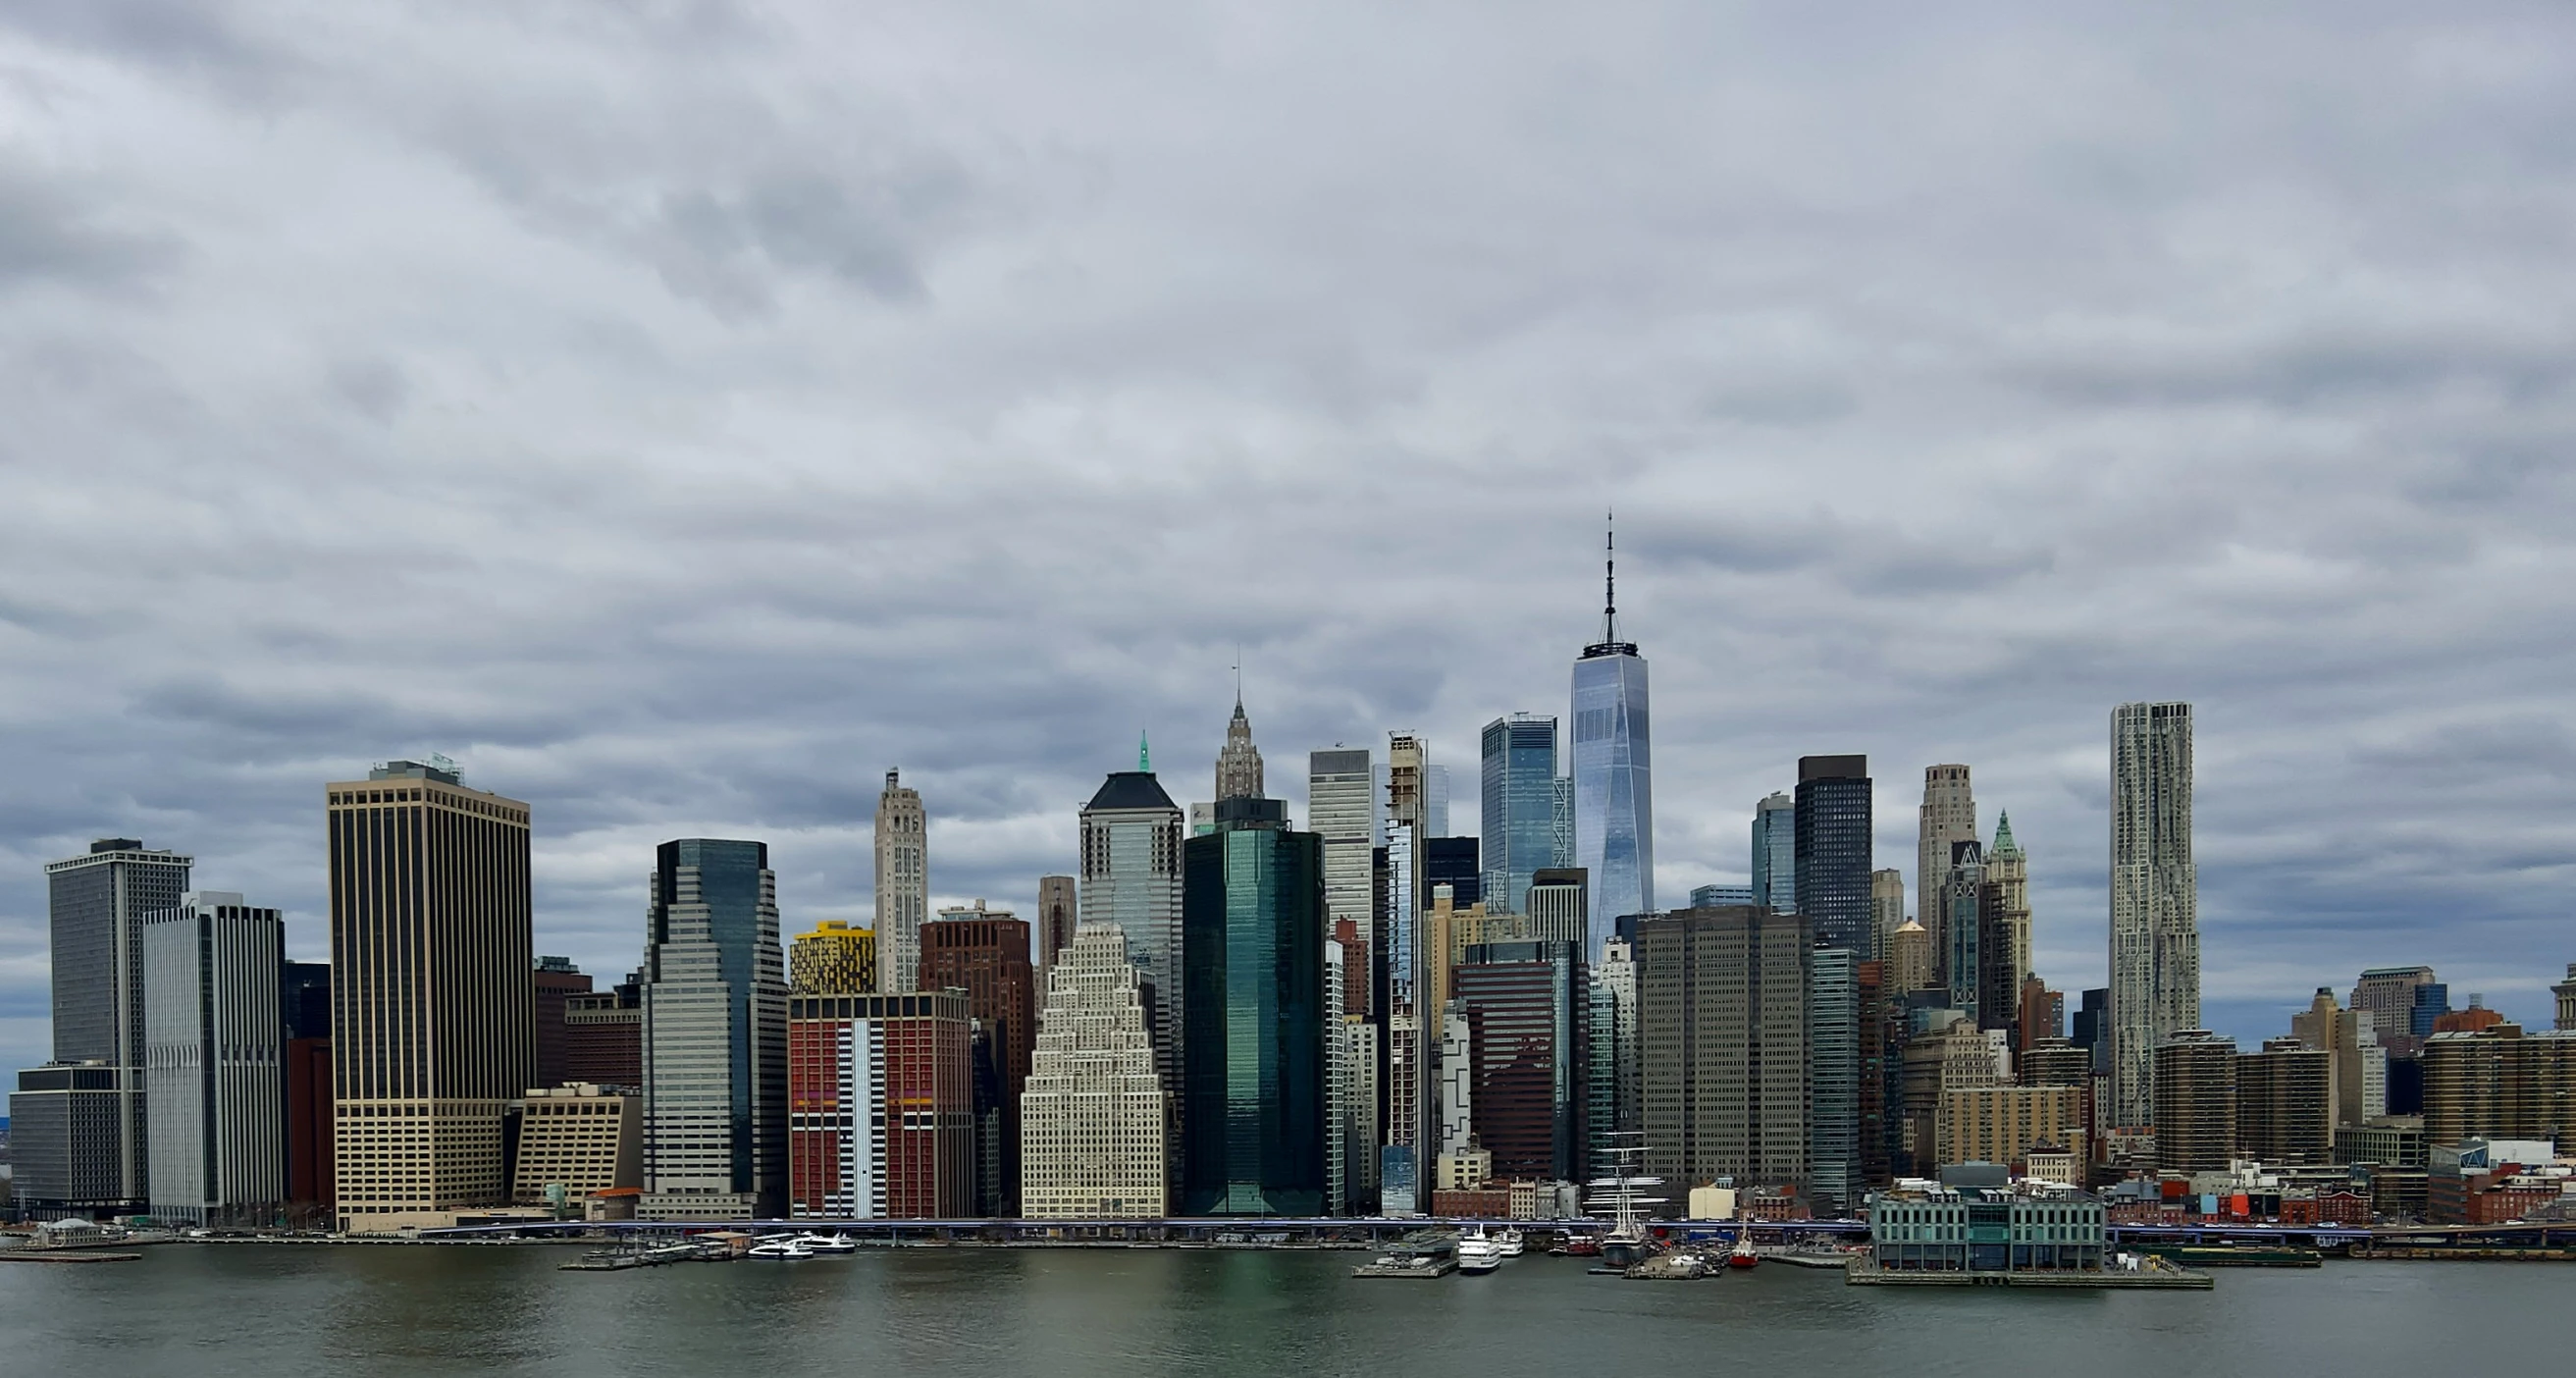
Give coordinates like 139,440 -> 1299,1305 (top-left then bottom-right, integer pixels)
1572,520 -> 1654,953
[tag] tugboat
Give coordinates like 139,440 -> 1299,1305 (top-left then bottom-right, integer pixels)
1728,1221 -> 1761,1270
1457,1226 -> 1504,1275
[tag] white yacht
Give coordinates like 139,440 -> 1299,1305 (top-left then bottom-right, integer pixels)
794,1232 -> 859,1254
1496,1228 -> 1526,1258
1456,1227 -> 1503,1275
747,1236 -> 815,1260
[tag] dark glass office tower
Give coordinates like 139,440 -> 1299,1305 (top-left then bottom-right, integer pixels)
1180,797 -> 1326,1215
1793,756 -> 1873,956
1424,835 -> 1482,907
1481,714 -> 1560,915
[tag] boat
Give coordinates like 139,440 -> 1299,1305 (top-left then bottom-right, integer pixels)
1457,1227 -> 1503,1275
1559,1233 -> 1603,1257
794,1232 -> 859,1254
1728,1229 -> 1760,1270
747,1236 -> 815,1260
1496,1228 -> 1525,1258
1590,1136 -> 1663,1269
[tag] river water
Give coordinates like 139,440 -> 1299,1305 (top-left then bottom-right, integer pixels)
0,1244 -> 2557,1378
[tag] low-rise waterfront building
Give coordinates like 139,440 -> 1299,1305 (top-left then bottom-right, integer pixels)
1866,1186 -> 2107,1273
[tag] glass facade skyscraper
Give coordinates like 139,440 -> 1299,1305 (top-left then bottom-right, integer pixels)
1752,792 -> 1795,913
1481,714 -> 1562,916
1793,757 -> 1872,956
643,837 -> 788,1220
1180,796 -> 1327,1215
1572,552 -> 1653,952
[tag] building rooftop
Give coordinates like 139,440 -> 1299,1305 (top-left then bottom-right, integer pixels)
1086,770 -> 1177,813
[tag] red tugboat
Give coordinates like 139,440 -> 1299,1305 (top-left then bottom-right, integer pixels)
1728,1221 -> 1761,1270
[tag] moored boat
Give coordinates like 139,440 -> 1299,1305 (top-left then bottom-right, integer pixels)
1457,1227 -> 1503,1275
747,1236 -> 815,1260
1728,1230 -> 1760,1270
794,1232 -> 859,1254
1496,1228 -> 1525,1258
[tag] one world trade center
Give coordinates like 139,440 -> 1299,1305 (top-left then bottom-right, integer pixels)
1572,523 -> 1652,957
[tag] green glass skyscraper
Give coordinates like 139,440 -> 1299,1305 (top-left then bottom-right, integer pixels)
1180,796 -> 1327,1215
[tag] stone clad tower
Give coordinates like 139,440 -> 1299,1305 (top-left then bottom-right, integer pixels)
1215,687 -> 1264,803
873,769 -> 927,995
1020,924 -> 1169,1218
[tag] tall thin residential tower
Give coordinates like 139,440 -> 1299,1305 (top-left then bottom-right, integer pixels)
2110,702 -> 2198,1128
1572,526 -> 1654,947
874,770 -> 927,994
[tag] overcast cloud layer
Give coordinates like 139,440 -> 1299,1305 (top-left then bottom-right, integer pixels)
3,1 -> 2573,1077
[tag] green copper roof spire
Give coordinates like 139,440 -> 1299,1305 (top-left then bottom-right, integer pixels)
1991,810 -> 2021,859
1139,730 -> 1150,773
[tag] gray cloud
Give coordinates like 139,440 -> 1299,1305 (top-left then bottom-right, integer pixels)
2,2 -> 2575,1077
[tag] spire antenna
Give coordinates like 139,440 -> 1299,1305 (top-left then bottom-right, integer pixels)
1603,508 -> 1620,644
1139,730 -> 1150,773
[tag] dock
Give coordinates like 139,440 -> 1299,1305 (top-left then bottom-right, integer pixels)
1353,1256 -> 1456,1278
1766,1251 -> 1855,1270
1846,1258 -> 2212,1290
0,1251 -> 143,1264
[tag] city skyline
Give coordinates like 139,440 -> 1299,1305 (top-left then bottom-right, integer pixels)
6,6 -> 2576,1090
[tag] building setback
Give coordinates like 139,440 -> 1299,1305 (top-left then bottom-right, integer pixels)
642,838 -> 788,1220
327,762 -> 533,1232
1180,796 -> 1327,1216
1639,905 -> 1812,1198
2111,702 -> 2199,1128
789,991 -> 975,1219
1021,925 -> 1169,1218
873,770 -> 929,995
22,839 -> 193,1213
918,905 -> 1036,1217
141,893 -> 285,1227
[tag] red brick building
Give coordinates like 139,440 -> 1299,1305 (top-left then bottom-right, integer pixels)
917,912 -> 1036,1215
788,991 -> 974,1219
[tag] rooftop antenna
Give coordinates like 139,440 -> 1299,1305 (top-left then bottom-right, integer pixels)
1234,642 -> 1243,712
1603,508 -> 1620,644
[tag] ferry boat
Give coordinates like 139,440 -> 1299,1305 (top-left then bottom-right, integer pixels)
1496,1228 -> 1526,1258
747,1236 -> 815,1260
794,1232 -> 860,1254
1457,1227 -> 1503,1275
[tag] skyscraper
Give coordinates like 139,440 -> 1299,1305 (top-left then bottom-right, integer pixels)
1481,715 -> 1562,916
141,892 -> 284,1227
2111,702 -> 2198,1129
1308,749 -> 1374,1015
1035,875 -> 1078,974
327,760 -> 533,1232
873,769 -> 928,995
1423,765 -> 1452,839
789,989 -> 974,1218
642,838 -> 788,1220
2152,1030 -> 2236,1175
1381,733 -> 1431,1212
1020,924 -> 1169,1218
1586,934 -> 1640,1169
1079,758 -> 1185,1101
1424,836 -> 1481,908
1215,692 -> 1264,802
919,903 -> 1036,1217
1918,765 -> 1976,971
1941,840 -> 1985,1023
1179,796 -> 1327,1216
1794,756 -> 1872,955
1638,905 -> 1812,1198
1752,793 -> 1795,913
1451,939 -> 1587,1184
1869,870 -> 1906,967
1977,815 -> 2032,1037
1808,946 -> 1860,1216
27,837 -> 192,1213
1572,532 -> 1654,946
533,956 -> 593,1091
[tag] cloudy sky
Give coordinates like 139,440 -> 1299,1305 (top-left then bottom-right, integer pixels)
4,2 -> 2573,1078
